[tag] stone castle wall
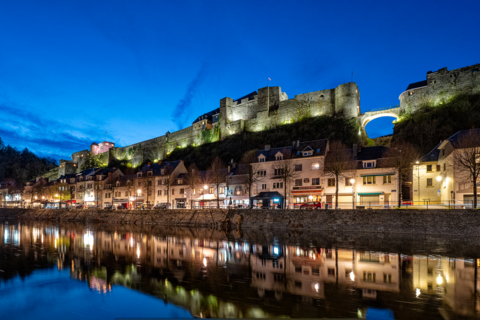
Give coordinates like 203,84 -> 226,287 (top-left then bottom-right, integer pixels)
70,82 -> 360,168
400,63 -> 480,113
3,207 -> 480,235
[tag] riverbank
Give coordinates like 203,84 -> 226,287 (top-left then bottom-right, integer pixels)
1,207 -> 480,235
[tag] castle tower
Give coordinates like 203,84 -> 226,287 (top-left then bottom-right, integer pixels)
334,82 -> 360,118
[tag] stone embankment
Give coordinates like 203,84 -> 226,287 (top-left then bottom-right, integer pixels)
1,208 -> 480,235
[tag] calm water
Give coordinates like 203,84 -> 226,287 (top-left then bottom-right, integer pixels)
1,221 -> 480,319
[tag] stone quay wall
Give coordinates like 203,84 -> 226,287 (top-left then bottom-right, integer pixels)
2,208 -> 480,235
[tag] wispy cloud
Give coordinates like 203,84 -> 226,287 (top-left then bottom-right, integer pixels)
171,63 -> 208,129
0,100 -> 100,160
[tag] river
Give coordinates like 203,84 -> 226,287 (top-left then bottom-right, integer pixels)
1,220 -> 480,319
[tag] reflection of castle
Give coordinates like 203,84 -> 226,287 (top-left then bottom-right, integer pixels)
4,223 -> 480,318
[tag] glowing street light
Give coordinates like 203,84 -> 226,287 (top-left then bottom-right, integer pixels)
436,176 -> 443,181
350,179 -> 355,209
203,185 -> 208,209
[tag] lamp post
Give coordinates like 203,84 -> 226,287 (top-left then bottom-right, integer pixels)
416,161 -> 420,205
137,189 -> 141,209
350,178 -> 355,209
203,185 -> 208,209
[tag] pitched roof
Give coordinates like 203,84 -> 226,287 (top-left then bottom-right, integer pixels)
406,80 -> 427,91
444,129 -> 480,149
250,191 -> 284,200
292,140 -> 328,157
192,108 -> 220,124
139,160 -> 181,175
234,91 -> 257,103
419,142 -> 441,162
256,146 -> 293,162
355,146 -> 389,161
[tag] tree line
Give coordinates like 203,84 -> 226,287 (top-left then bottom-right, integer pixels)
0,138 -> 57,185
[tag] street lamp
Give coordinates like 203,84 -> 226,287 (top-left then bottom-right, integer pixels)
350,179 -> 355,209
416,161 -> 420,204
203,185 -> 208,209
137,189 -> 141,209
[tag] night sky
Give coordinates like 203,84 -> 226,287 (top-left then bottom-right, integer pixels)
0,0 -> 479,162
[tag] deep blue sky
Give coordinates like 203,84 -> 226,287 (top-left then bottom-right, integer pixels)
0,0 -> 479,161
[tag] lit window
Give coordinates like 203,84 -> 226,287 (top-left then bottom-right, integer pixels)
311,163 -> 319,170
363,176 -> 376,185
383,176 -> 392,184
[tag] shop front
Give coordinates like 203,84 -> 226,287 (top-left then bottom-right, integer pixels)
175,198 -> 187,208
112,197 -> 130,209
223,196 -> 250,208
291,186 -> 323,209
250,192 -> 285,209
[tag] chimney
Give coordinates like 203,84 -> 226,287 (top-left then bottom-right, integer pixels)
228,165 -> 231,173
265,145 -> 271,151
297,140 -> 300,147
36,177 -> 40,182
358,146 -> 362,153
148,161 -> 151,166
158,160 -> 162,166
231,159 -> 234,164
353,144 -> 358,158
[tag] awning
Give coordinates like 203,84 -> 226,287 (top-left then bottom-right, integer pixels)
358,192 -> 383,196
292,190 -> 323,195
250,191 -> 284,200
175,198 -> 187,201
325,193 -> 354,196
360,173 -> 394,177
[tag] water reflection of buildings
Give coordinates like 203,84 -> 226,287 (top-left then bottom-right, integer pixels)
3,222 -> 480,318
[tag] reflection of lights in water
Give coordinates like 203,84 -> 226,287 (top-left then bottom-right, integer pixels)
416,288 -> 421,297
436,275 -> 443,285
314,283 -> 319,292
296,248 -> 300,256
41,234 -> 44,243
203,257 -> 207,267
130,237 -> 134,248
350,271 -> 355,281
84,232 -> 94,250
136,244 -> 140,258
243,243 -> 249,253
235,243 -> 239,251
4,229 -> 8,243
273,246 -> 279,255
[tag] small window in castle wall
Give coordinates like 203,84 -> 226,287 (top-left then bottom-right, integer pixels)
320,94 -> 324,98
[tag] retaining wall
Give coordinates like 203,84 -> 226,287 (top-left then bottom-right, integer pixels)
2,208 -> 480,235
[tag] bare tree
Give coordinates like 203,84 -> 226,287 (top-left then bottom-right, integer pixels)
185,163 -> 200,209
272,157 -> 299,209
140,173 -> 155,208
162,165 -> 173,209
452,130 -> 480,208
208,157 -> 226,208
384,141 -> 420,207
324,141 -> 356,209
240,151 -> 264,209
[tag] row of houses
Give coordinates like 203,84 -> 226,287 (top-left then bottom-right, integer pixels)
2,129 -> 479,209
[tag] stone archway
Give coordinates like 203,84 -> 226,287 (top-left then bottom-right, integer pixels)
357,106 -> 401,140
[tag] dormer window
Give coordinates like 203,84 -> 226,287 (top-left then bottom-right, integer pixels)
137,173 -> 142,178
116,181 -> 120,186
161,169 -> 165,175
258,154 -> 266,163
275,152 -> 283,161
178,179 -> 183,184
363,161 -> 376,168
147,171 -> 153,176
302,151 -> 313,156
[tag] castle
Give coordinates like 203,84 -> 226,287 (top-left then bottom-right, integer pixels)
58,62 -> 480,176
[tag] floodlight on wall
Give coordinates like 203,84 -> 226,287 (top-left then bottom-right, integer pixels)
436,176 -> 443,181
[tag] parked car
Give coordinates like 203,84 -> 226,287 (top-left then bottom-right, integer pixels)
154,203 -> 168,209
300,202 -> 322,209
104,205 -> 113,210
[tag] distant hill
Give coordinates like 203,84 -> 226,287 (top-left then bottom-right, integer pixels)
0,138 -> 57,184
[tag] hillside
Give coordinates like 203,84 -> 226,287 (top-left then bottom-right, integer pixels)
392,93 -> 480,154
162,115 -> 359,169
0,138 -> 57,184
